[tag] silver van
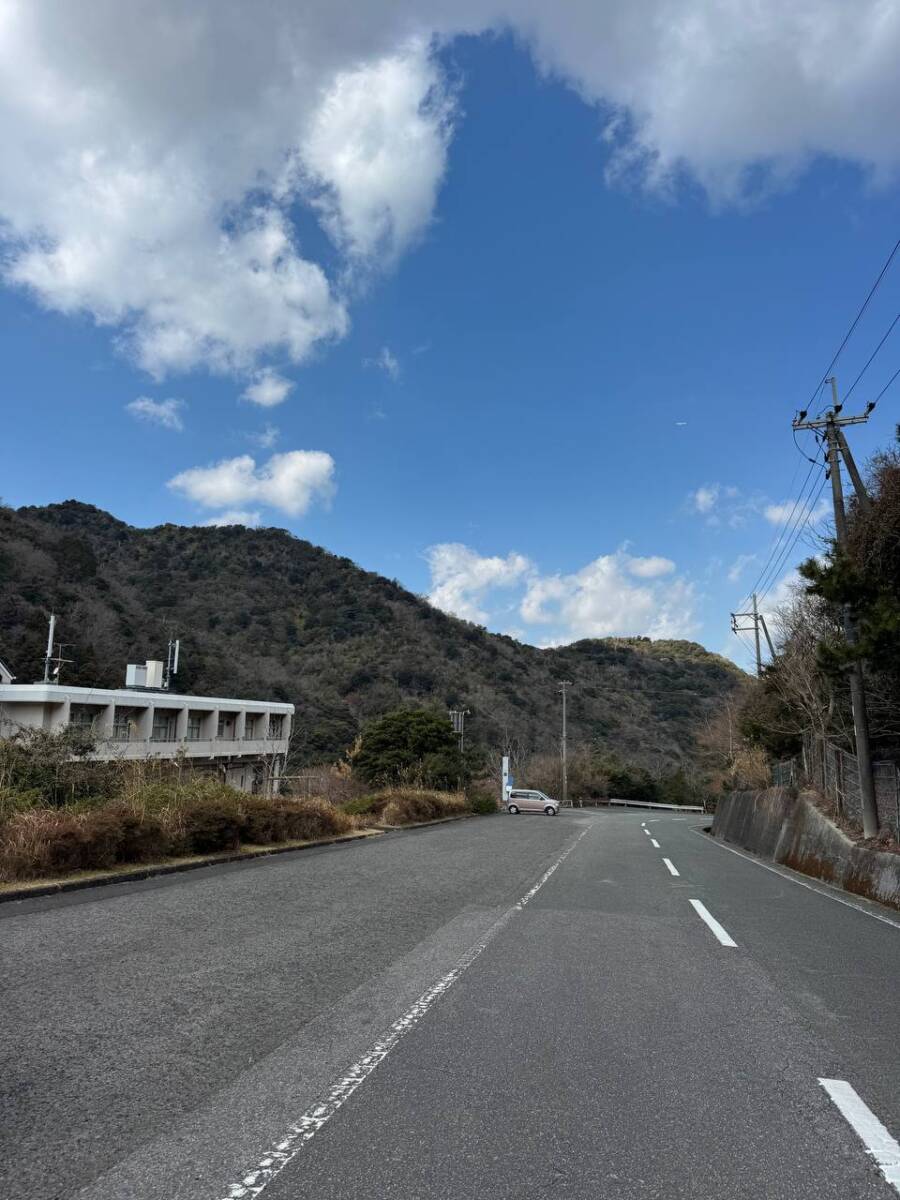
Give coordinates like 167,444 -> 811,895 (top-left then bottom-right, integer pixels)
506,789 -> 560,815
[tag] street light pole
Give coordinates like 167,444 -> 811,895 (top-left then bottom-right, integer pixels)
558,681 -> 573,807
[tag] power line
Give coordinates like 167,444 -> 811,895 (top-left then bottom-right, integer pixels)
843,311 -> 900,402
756,473 -> 828,606
738,450 -> 823,611
807,234 -> 900,410
872,362 -> 900,408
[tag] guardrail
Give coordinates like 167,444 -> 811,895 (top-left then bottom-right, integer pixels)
606,798 -> 706,812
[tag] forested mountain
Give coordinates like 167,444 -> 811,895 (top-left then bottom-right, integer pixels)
0,502 -> 746,769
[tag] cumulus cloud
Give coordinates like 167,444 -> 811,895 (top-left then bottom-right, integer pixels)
125,396 -> 184,431
242,369 -> 294,408
764,497 -> 830,526
297,42 -> 454,261
2,3 -> 898,383
365,346 -> 401,380
426,543 -> 533,624
624,554 -> 675,579
426,543 -> 694,642
520,552 -> 696,641
168,450 -> 335,517
200,510 -> 261,528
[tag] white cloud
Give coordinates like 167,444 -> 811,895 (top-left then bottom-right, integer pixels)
426,542 -> 695,643
727,553 -> 758,584
426,543 -> 533,624
168,450 -> 335,517
520,552 -> 696,641
2,3 -> 898,384
690,484 -> 720,515
296,41 -> 454,262
248,423 -> 280,450
242,369 -> 294,408
200,510 -> 261,528
764,497 -> 830,526
365,346 -> 401,380
125,396 -> 184,431
625,554 -> 675,579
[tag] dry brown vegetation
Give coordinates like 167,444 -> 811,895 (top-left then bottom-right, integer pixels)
343,787 -> 470,825
0,777 -> 356,883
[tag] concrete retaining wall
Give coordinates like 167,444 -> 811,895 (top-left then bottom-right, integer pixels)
712,788 -> 900,911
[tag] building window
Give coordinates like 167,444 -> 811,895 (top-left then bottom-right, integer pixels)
244,714 -> 260,739
112,709 -> 135,741
151,712 -> 176,742
70,705 -> 98,733
187,713 -> 203,741
267,714 -> 285,739
217,714 -> 235,740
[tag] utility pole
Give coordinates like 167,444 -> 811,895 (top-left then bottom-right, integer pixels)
730,595 -> 773,674
793,378 -> 879,837
558,681 -> 573,807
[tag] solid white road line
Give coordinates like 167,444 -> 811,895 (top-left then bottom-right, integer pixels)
689,899 -> 737,947
663,857 -> 680,877
650,838 -> 660,849
693,828 -> 900,932
819,1079 -> 900,1193
218,827 -> 591,1199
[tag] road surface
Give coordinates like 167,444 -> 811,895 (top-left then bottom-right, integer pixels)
2,810 -> 898,1199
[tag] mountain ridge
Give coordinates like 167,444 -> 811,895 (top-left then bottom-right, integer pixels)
0,501 -> 745,768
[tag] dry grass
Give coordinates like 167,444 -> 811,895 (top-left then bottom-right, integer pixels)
0,781 -> 355,882
346,787 -> 469,826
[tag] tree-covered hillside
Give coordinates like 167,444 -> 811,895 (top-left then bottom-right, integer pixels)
0,502 -> 746,769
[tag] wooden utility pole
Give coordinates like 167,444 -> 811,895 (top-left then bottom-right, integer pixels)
793,379 -> 879,837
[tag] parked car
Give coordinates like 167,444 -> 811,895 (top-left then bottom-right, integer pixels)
505,789 -> 559,815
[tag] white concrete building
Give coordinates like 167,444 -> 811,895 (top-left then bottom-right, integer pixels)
0,659 -> 294,794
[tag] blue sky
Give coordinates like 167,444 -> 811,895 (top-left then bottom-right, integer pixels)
2,8 -> 899,669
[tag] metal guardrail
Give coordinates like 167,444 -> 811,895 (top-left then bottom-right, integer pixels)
606,798 -> 706,812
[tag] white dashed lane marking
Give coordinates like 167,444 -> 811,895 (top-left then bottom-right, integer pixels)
819,1079 -> 900,1193
689,899 -> 737,947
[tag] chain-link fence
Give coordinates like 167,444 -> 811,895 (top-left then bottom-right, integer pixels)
777,732 -> 900,840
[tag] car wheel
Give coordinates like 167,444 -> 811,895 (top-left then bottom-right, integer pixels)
544,806 -> 556,815
508,804 -> 519,814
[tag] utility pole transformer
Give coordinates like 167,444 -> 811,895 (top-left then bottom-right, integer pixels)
558,681 -> 573,808
793,379 -> 879,838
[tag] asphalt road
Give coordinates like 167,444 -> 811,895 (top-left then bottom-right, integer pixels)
2,810 -> 898,1199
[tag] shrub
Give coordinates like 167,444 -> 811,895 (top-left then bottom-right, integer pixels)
180,797 -> 243,854
0,804 -> 168,881
240,795 -> 291,844
278,797 -> 354,841
371,788 -> 469,826
467,786 -> 498,815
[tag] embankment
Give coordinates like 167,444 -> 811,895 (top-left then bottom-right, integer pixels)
712,788 -> 900,911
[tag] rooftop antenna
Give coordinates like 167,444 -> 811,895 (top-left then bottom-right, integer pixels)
164,636 -> 181,690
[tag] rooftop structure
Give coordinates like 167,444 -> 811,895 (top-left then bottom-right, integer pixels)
0,659 -> 294,795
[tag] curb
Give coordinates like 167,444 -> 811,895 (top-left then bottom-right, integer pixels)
0,829 -> 382,904
372,813 -> 476,831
